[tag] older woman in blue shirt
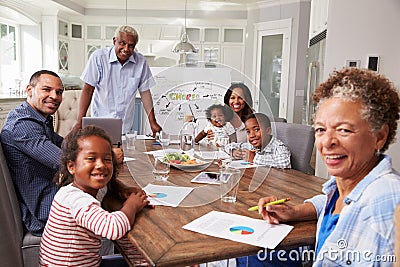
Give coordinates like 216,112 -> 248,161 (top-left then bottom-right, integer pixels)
258,67 -> 400,266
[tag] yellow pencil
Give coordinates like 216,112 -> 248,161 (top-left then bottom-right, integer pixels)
248,197 -> 290,211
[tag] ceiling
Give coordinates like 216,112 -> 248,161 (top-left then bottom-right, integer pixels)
20,0 -> 265,15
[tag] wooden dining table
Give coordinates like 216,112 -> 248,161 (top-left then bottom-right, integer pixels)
105,139 -> 326,267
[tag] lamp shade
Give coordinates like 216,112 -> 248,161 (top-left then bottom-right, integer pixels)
172,32 -> 197,54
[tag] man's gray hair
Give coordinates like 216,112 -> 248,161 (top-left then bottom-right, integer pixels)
114,26 -> 139,43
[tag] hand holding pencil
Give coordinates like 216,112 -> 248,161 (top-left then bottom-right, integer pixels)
255,196 -> 294,225
248,197 -> 291,211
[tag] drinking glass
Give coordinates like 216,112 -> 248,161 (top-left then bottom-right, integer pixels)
220,168 -> 242,203
215,135 -> 229,160
158,131 -> 171,147
126,130 -> 137,150
152,157 -> 170,181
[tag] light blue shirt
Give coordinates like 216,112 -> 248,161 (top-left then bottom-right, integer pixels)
307,155 -> 400,266
81,46 -> 155,133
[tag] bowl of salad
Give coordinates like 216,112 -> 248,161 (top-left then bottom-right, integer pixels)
162,152 -> 210,171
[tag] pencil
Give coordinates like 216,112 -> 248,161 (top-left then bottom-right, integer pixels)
248,197 -> 290,211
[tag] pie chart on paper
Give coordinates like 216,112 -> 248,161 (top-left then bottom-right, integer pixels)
148,193 -> 167,199
229,226 -> 254,235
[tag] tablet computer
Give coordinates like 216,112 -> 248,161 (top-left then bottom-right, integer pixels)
82,117 -> 122,147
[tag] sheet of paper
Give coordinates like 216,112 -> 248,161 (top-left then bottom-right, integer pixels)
143,184 -> 194,207
123,156 -> 136,162
195,151 -> 230,160
229,160 -> 263,169
183,211 -> 293,249
137,135 -> 155,140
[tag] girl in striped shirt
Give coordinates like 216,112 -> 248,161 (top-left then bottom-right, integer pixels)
39,125 -> 149,267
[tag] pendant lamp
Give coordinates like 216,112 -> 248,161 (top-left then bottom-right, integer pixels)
172,0 -> 197,54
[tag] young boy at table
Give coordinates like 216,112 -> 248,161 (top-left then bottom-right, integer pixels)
39,126 -> 149,267
195,104 -> 237,144
226,113 -> 291,168
232,113 -> 298,267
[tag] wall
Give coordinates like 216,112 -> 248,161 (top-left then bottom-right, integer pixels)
315,0 -> 400,177
245,0 -> 310,123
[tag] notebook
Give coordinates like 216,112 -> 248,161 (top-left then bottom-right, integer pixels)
82,117 -> 122,147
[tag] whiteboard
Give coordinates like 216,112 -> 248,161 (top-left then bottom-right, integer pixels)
146,67 -> 232,136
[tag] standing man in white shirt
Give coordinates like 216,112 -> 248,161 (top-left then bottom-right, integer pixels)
75,25 -> 162,135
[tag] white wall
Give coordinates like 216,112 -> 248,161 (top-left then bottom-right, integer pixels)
316,0 -> 400,177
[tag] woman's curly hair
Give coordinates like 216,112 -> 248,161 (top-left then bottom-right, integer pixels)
313,67 -> 400,152
54,125 -> 120,187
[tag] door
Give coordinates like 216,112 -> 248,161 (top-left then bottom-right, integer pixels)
254,19 -> 291,119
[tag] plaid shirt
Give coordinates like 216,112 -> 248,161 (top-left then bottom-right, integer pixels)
226,136 -> 291,168
0,101 -> 63,235
306,155 -> 400,266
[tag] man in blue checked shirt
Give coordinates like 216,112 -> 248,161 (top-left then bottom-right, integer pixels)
1,70 -> 130,237
1,70 -> 64,236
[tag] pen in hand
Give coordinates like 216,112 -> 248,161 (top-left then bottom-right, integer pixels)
248,197 -> 290,211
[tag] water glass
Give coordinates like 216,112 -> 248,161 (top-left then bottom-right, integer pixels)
220,158 -> 232,169
126,130 -> 137,150
220,168 -> 242,203
159,131 -> 171,147
153,157 -> 170,181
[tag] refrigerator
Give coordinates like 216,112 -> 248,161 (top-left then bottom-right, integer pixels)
303,30 -> 329,178
302,30 -> 326,125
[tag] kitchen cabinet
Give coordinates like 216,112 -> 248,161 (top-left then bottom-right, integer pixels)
0,98 -> 24,129
187,27 -> 220,65
84,24 -> 117,61
221,45 -> 245,73
185,26 -> 244,71
222,27 -> 245,73
160,25 -> 183,40
58,38 -> 69,73
58,20 -> 68,37
309,0 -> 330,39
141,24 -> 162,40
71,23 -> 83,39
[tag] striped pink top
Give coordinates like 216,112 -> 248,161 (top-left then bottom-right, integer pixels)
39,184 -> 131,267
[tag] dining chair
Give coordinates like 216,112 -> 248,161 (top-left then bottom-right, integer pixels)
0,144 -> 41,266
272,122 -> 315,174
272,117 -> 287,123
53,89 -> 90,137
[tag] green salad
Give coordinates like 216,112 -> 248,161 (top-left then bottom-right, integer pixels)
162,153 -> 192,164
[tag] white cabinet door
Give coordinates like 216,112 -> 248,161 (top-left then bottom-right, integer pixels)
69,39 -> 85,76
221,45 -> 244,73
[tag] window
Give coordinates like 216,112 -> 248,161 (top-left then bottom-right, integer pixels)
1,23 -> 17,63
0,22 -> 20,95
